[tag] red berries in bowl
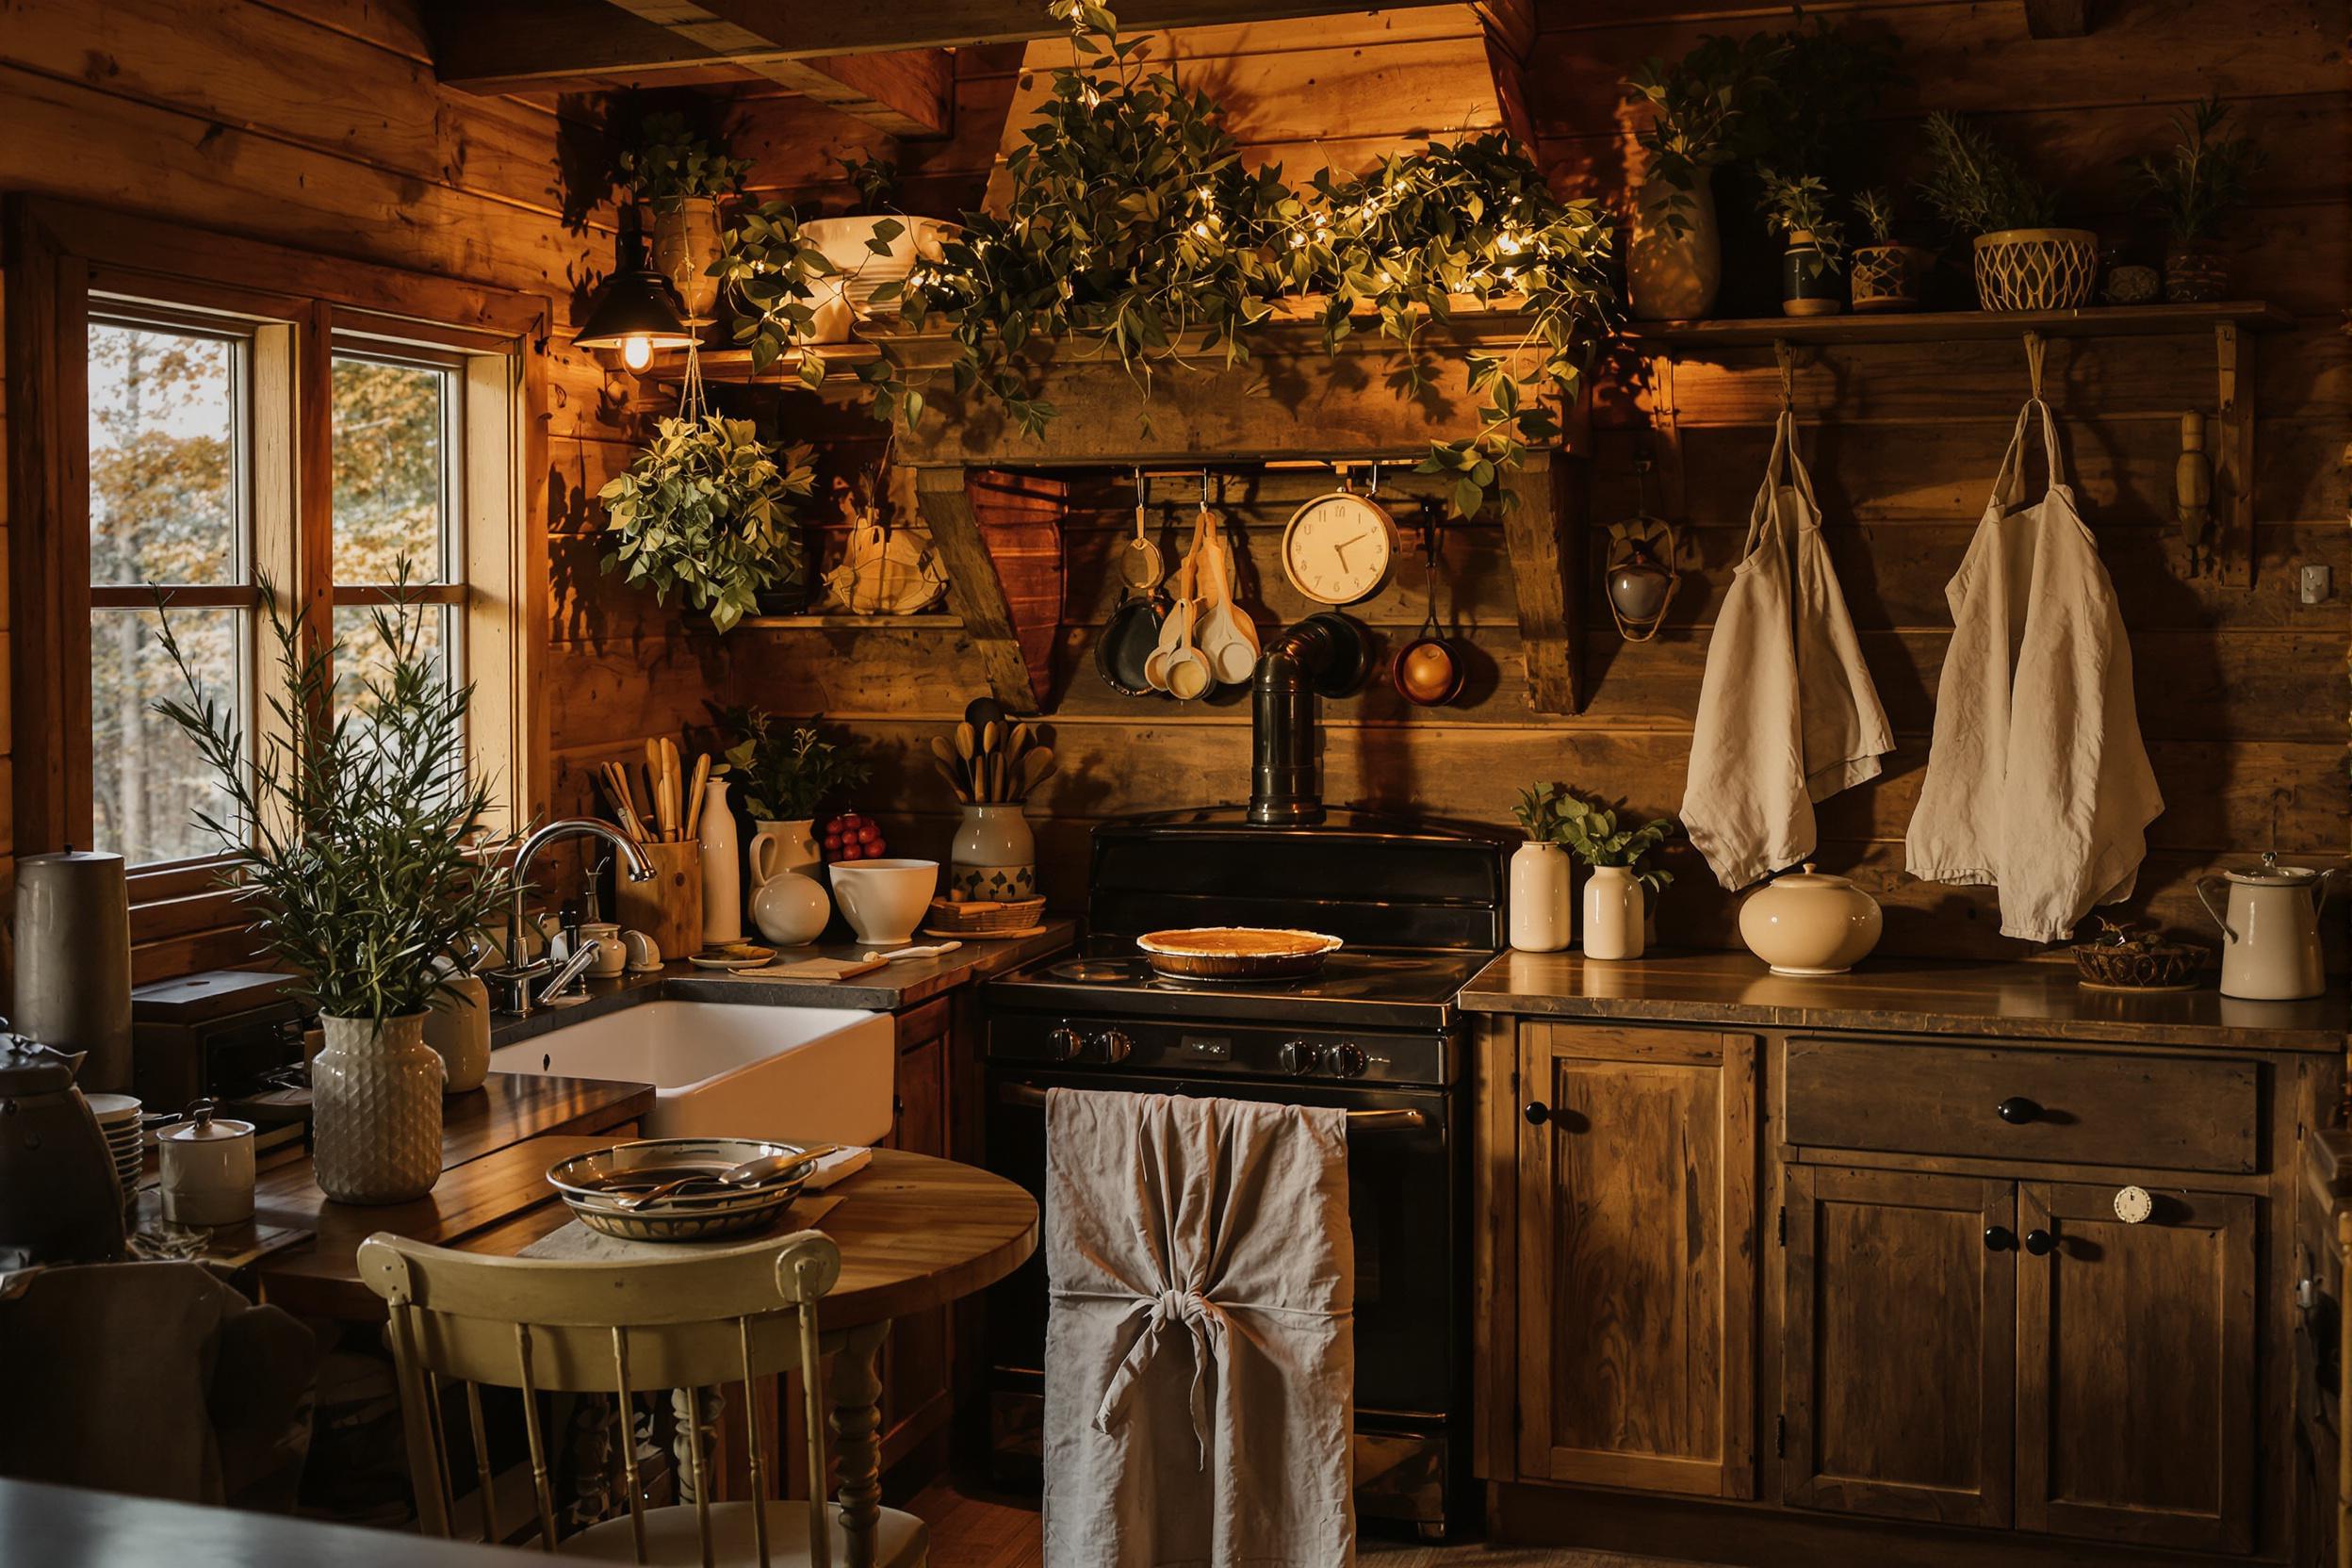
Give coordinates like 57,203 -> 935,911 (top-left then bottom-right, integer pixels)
822,810 -> 887,863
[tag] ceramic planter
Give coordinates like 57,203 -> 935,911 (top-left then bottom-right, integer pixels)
1779,231 -> 1844,318
796,215 -> 956,340
651,197 -> 726,323
1626,175 -> 1722,321
2164,239 -> 2230,303
311,1012 -> 444,1204
1582,866 -> 1645,961
1850,243 -> 1932,312
1508,841 -> 1573,953
951,804 -> 1037,901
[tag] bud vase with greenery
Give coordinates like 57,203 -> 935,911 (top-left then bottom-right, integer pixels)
155,574 -> 516,1204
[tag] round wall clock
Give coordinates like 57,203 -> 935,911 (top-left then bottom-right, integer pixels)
1281,486 -> 1397,606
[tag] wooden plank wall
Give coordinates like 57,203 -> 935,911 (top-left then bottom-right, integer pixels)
741,1 -> 2349,963
0,0 -> 689,978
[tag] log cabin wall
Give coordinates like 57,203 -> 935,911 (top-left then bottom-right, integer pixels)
735,1 -> 2350,963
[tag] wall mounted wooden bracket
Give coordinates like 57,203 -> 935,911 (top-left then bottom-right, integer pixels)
912,466 -> 1048,715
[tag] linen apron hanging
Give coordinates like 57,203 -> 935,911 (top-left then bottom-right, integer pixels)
1682,409 -> 1893,890
1904,397 -> 2162,941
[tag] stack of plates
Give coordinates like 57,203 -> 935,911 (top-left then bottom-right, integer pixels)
86,1093 -> 144,1202
545,1137 -> 821,1244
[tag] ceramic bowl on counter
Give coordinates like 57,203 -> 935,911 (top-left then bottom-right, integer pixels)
1738,863 -> 1883,975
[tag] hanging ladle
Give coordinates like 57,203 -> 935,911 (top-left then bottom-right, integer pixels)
1392,509 -> 1464,707
1119,466 -> 1164,592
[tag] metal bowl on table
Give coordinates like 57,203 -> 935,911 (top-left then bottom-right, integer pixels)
546,1137 -> 823,1243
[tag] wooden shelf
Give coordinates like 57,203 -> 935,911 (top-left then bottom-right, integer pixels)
1624,300 -> 2292,349
739,612 -> 963,629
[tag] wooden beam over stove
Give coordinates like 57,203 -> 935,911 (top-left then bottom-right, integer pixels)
431,0 -> 1419,93
601,1 -> 952,134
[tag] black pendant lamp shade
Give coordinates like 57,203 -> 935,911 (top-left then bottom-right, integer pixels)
575,204 -> 696,368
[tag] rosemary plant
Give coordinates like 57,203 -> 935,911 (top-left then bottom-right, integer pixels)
1916,111 -> 2059,237
2129,95 -> 2262,243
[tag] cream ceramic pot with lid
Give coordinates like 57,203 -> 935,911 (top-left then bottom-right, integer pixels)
159,1099 -> 255,1226
2197,854 -> 2335,1000
1738,863 -> 1884,975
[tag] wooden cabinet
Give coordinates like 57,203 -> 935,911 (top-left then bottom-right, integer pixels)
1514,1022 -> 1756,1497
1781,1166 -> 2016,1528
875,998 -> 956,1470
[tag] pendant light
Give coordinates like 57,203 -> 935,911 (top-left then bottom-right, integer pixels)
574,204 -> 696,371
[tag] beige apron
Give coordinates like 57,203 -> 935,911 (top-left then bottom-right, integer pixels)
1905,397 -> 2162,941
1683,410 -> 1893,890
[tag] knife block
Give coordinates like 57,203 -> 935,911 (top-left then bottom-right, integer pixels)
615,841 -> 703,963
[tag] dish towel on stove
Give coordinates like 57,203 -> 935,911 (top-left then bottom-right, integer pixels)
1043,1088 -> 1355,1568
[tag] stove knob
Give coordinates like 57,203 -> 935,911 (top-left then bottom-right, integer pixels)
1093,1029 -> 1134,1065
1047,1025 -> 1085,1063
1278,1040 -> 1323,1076
1329,1043 -> 1368,1079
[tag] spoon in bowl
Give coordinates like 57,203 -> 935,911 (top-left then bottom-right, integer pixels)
610,1146 -> 841,1210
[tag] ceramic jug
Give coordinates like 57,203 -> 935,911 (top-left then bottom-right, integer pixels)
2197,854 -> 2335,1000
749,819 -> 831,946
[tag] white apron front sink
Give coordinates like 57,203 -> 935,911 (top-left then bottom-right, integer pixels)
489,1002 -> 894,1145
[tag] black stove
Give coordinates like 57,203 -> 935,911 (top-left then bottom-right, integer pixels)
981,803 -> 1508,1541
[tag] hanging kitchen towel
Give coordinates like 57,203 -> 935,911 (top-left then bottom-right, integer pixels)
1682,410 -> 1893,889
1043,1088 -> 1354,1568
1905,398 -> 2163,941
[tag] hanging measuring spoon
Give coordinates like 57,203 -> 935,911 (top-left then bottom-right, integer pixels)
1119,467 -> 1164,592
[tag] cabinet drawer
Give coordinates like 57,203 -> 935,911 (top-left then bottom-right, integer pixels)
1783,1038 -> 2258,1174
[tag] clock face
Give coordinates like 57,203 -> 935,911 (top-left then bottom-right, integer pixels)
1282,493 -> 1396,605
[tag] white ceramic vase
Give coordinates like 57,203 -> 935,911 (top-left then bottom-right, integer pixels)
699,778 -> 743,947
1626,175 -> 1722,322
1583,866 -> 1647,962
951,804 -> 1037,902
1509,841 -> 1574,953
311,1012 -> 444,1205
423,969 -> 491,1094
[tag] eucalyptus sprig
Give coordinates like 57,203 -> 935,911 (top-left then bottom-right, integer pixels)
598,415 -> 816,632
620,111 -> 751,211
151,568 -> 518,1021
1756,169 -> 1846,274
2129,95 -> 2262,243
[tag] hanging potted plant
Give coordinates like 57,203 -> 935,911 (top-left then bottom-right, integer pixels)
1756,170 -> 1846,317
153,576 -> 515,1205
1917,111 -> 2095,313
1620,33 -> 1785,320
2129,95 -> 2262,303
599,412 -> 818,632
1552,791 -> 1678,962
1847,188 -> 1933,312
619,111 -> 751,325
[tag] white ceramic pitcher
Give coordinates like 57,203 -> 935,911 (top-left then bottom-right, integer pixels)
2197,854 -> 2336,1000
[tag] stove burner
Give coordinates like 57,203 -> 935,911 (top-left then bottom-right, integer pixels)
1046,957 -> 1150,983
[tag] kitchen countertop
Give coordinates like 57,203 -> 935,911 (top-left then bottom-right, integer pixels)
491,919 -> 1077,1046
1462,949 -> 2350,1052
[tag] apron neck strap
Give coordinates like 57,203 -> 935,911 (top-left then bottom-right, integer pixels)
1993,397 -> 2068,509
1744,409 -> 1819,552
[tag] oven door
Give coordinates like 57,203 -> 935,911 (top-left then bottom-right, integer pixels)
983,1066 -> 1461,1423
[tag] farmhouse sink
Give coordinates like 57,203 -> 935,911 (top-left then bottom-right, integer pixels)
489,1002 -> 895,1145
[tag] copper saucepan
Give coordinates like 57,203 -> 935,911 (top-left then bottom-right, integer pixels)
1392,514 -> 1464,707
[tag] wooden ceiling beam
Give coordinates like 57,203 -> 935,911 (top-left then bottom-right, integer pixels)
430,0 -> 1409,93
602,1 -> 952,134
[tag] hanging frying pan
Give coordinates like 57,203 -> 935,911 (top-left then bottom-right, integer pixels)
1096,587 -> 1168,697
1392,513 -> 1465,706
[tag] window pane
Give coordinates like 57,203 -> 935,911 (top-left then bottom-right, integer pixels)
92,608 -> 241,867
334,602 -> 453,726
88,323 -> 242,586
332,357 -> 454,582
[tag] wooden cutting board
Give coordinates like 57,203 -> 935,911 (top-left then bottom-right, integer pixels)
760,956 -> 890,982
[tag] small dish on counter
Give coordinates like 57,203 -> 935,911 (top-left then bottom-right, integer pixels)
688,942 -> 776,972
546,1136 -> 820,1242
1738,864 -> 1883,976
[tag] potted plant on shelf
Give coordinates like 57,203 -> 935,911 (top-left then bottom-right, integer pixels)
1553,792 -> 1678,962
619,111 -> 751,324
1848,188 -> 1933,312
599,414 -> 817,632
797,155 -> 959,346
153,577 -> 515,1205
715,708 -> 870,946
2129,95 -> 2262,303
714,200 -> 853,363
1620,32 -> 1787,320
1756,170 -> 1846,317
1917,111 -> 2096,313
1508,784 -> 1577,954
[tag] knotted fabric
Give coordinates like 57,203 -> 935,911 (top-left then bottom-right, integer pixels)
1043,1089 -> 1354,1568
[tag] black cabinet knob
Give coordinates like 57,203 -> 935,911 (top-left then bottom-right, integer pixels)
1984,1226 -> 2017,1251
1523,1102 -> 1551,1126
1996,1096 -> 2042,1125
2023,1228 -> 2056,1256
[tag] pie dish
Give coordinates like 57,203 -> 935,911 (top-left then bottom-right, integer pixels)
1135,927 -> 1343,981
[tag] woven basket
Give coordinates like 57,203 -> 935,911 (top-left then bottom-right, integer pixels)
1971,228 -> 2099,312
926,895 -> 1047,936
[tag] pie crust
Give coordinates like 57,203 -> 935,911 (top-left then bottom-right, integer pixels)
1135,927 -> 1344,959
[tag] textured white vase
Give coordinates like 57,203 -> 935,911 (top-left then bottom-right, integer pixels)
1583,866 -> 1647,961
951,804 -> 1037,901
699,778 -> 743,947
312,1012 -> 444,1204
1509,841 -> 1574,953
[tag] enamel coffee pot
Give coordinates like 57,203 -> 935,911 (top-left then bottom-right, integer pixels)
2197,853 -> 2337,1001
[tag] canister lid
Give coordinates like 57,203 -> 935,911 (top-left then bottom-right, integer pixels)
161,1100 -> 254,1142
2224,851 -> 2323,886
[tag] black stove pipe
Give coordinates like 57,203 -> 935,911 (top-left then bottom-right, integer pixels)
1249,612 -> 1370,826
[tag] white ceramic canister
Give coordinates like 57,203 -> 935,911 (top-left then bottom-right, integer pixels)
423,967 -> 493,1095
951,804 -> 1037,902
158,1102 -> 256,1226
1509,841 -> 1574,953
1583,865 -> 1648,962
1737,862 -> 1883,975
698,777 -> 743,947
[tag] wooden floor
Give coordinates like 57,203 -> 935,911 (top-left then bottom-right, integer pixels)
908,1483 -> 1731,1568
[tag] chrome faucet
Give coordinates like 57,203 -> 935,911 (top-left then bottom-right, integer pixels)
490,818 -> 657,1018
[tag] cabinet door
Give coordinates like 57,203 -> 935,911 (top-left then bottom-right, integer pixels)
877,1002 -> 955,1467
1516,1023 -> 1756,1497
2017,1182 -> 2258,1554
1782,1166 -> 2015,1527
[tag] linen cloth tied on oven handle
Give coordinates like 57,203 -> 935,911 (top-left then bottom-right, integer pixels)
1042,1087 -> 1355,1568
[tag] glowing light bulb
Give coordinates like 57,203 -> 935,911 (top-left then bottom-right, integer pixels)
621,335 -> 653,371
